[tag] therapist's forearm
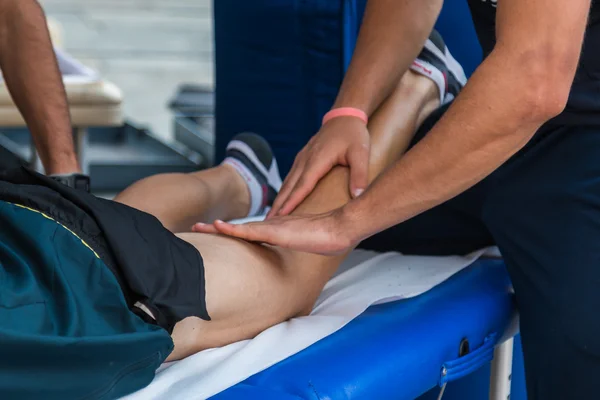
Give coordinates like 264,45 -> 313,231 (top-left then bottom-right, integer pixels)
0,0 -> 79,174
333,0 -> 442,116
342,48 -> 570,241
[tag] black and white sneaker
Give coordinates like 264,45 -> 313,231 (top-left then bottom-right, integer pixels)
222,133 -> 282,217
410,30 -> 467,105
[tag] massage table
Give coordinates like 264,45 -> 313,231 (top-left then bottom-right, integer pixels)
211,258 -> 518,400
0,48 -> 123,174
123,249 -> 524,400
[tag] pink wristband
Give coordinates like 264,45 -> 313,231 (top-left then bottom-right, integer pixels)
322,107 -> 368,126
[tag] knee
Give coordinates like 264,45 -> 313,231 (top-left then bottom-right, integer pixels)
294,297 -> 318,317
282,275 -> 326,318
276,257 -> 337,318
269,276 -> 316,319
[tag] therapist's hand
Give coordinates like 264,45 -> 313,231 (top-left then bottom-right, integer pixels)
268,117 -> 370,218
192,207 -> 358,256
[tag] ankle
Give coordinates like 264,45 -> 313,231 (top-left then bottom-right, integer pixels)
402,70 -> 440,100
399,71 -> 441,126
219,164 -> 251,219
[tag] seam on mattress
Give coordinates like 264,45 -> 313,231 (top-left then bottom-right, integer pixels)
9,202 -> 101,259
308,381 -> 322,400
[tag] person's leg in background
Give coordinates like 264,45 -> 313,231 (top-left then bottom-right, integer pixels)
115,70 -> 440,360
482,125 -> 600,399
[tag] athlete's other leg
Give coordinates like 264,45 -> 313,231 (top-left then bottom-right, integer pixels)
114,163 -> 252,233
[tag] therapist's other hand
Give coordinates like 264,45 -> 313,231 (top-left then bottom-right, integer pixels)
192,208 -> 357,255
268,117 -> 370,218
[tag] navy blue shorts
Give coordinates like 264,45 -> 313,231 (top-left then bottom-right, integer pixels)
360,104 -> 600,400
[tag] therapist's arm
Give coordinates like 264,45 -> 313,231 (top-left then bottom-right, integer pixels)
0,0 -> 79,174
198,0 -> 591,255
341,0 -> 590,243
266,0 -> 443,216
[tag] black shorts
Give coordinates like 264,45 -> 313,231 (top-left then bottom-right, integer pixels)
0,167 -> 209,333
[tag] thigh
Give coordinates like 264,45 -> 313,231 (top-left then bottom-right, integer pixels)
360,102 -> 495,255
484,125 -> 600,400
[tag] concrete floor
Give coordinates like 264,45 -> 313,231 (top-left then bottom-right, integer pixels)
40,0 -> 213,141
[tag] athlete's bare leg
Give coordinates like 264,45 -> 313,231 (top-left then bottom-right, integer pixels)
115,71 -> 439,360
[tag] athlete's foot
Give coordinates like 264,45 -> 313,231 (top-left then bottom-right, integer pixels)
410,30 -> 467,105
218,163 -> 253,218
222,133 -> 282,217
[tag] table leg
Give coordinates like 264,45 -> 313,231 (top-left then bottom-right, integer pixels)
74,127 -> 88,175
489,338 -> 514,400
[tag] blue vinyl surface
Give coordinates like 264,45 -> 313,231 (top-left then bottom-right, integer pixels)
212,259 -> 516,400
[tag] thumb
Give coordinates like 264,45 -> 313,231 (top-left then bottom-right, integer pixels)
213,220 -> 272,244
347,142 -> 370,198
191,222 -> 219,234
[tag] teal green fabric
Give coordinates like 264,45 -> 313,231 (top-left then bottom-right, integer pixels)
0,200 -> 173,399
